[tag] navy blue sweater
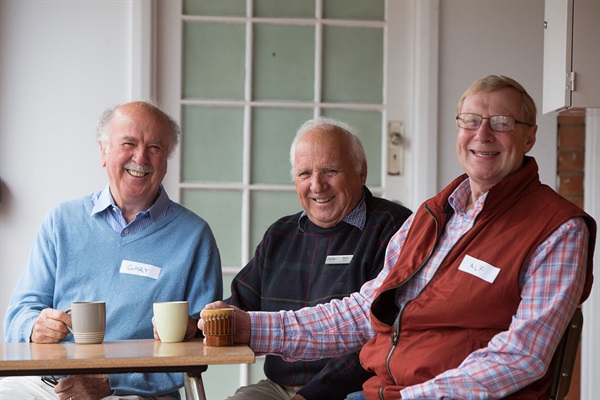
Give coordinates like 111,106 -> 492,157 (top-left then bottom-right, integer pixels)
227,187 -> 412,400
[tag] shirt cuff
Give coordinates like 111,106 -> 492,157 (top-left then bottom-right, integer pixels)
249,311 -> 285,354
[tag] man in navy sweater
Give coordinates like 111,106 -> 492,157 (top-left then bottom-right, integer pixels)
198,117 -> 411,400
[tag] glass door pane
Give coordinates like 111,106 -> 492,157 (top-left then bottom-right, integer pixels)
252,24 -> 315,101
322,25 -> 383,103
251,107 -> 313,184
183,21 -> 246,99
181,106 -> 244,182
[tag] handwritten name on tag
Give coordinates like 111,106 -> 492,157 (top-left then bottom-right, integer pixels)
458,255 -> 500,283
325,255 -> 353,264
119,260 -> 161,279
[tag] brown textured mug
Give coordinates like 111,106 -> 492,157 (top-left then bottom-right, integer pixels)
202,307 -> 235,346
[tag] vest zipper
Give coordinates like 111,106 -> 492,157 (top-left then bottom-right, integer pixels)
385,330 -> 399,382
380,204 -> 441,397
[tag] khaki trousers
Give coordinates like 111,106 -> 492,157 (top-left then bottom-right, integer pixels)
225,379 -> 303,400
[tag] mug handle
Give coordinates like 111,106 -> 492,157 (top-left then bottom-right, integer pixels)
64,308 -> 74,333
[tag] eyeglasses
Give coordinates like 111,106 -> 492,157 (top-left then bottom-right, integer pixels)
41,376 -> 59,388
456,113 -> 532,132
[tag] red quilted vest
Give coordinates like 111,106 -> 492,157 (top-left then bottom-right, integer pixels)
359,158 -> 596,400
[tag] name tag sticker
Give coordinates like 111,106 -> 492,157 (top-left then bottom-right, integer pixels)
120,260 -> 161,279
458,255 -> 500,283
325,255 -> 353,264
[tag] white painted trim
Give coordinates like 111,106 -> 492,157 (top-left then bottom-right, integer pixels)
385,0 -> 439,210
411,0 -> 439,207
241,6 -> 253,272
181,15 -> 385,28
155,0 -> 182,201
129,0 -> 154,100
581,108 -> 600,398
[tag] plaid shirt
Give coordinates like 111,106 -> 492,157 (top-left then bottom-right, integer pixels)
249,177 -> 590,399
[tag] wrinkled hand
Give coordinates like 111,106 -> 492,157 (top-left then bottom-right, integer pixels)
153,315 -> 198,341
31,308 -> 71,343
199,301 -> 251,345
54,374 -> 112,400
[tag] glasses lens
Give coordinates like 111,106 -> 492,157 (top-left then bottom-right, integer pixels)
457,114 -> 481,129
489,115 -> 515,131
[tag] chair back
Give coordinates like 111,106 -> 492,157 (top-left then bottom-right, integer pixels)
547,307 -> 583,400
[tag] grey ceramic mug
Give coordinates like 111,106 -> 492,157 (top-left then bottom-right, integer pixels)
65,301 -> 106,344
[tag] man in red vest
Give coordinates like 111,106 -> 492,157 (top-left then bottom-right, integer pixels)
201,75 -> 596,400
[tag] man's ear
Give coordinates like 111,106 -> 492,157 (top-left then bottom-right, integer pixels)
361,162 -> 368,185
99,141 -> 107,167
524,125 -> 537,153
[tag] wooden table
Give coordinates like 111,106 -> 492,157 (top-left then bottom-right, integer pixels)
0,338 -> 254,400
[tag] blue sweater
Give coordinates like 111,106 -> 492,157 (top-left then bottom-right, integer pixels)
3,195 -> 223,397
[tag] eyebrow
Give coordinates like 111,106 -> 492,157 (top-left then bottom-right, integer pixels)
119,136 -> 164,145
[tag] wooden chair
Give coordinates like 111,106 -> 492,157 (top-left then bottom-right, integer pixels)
547,307 -> 583,400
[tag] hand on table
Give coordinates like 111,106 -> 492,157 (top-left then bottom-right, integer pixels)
199,301 -> 251,345
31,308 -> 71,343
54,374 -> 112,400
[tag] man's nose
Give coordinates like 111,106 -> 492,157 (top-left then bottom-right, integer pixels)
132,147 -> 150,164
475,119 -> 496,141
310,172 -> 327,192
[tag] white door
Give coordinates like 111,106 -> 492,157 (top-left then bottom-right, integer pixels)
155,0 -> 436,396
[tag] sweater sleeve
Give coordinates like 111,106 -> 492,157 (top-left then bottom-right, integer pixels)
180,209 -> 224,337
183,214 -> 224,312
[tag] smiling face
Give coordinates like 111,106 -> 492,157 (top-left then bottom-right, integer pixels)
456,87 -> 537,199
99,103 -> 171,216
293,127 -> 367,228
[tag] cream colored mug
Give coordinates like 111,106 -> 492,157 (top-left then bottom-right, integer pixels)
153,301 -> 189,343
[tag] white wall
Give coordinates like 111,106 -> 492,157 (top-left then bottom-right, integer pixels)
0,0 -> 133,340
438,0 -> 556,189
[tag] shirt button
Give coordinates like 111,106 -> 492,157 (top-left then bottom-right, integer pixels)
124,228 -> 129,234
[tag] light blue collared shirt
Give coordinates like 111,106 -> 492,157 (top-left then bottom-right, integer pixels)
90,184 -> 172,236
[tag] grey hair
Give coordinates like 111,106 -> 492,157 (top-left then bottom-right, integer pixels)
96,101 -> 180,157
289,116 -> 367,178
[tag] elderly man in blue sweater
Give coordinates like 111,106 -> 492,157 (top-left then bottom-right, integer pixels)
2,101 -> 223,399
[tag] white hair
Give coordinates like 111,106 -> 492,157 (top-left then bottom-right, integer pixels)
289,116 -> 367,178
